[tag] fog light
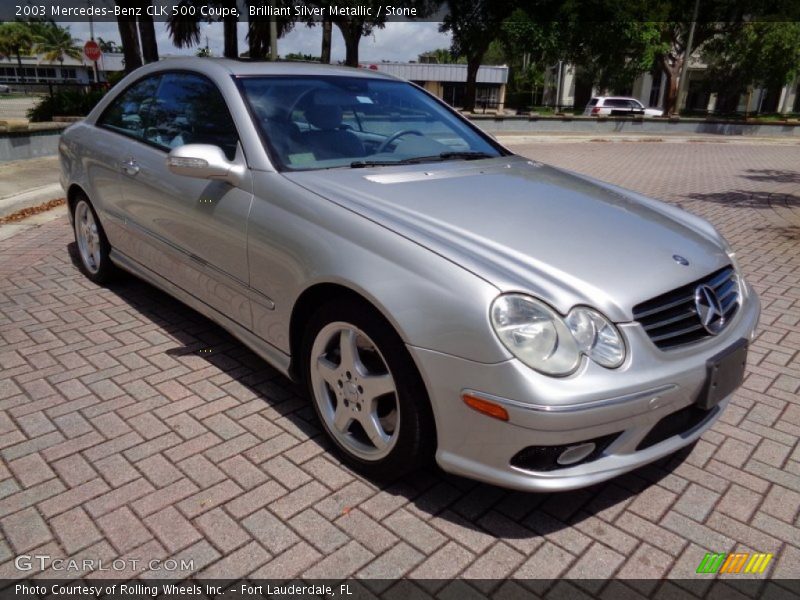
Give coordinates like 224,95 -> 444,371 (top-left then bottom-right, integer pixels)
557,442 -> 597,466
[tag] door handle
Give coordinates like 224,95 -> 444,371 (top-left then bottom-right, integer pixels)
121,158 -> 140,176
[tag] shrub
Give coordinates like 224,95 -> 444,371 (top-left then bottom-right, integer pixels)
27,89 -> 106,122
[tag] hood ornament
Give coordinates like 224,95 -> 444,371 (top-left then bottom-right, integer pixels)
673,255 -> 689,266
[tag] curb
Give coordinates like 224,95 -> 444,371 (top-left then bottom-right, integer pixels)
0,183 -> 63,219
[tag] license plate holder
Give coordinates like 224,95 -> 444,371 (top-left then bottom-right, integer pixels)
697,338 -> 748,410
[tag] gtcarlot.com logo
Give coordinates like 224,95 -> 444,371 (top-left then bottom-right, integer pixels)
15,555 -> 194,572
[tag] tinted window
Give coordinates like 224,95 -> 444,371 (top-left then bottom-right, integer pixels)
605,99 -> 628,108
588,98 -> 598,106
146,73 -> 238,159
240,76 -> 501,171
98,75 -> 160,140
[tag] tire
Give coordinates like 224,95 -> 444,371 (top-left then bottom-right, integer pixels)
302,299 -> 435,479
72,194 -> 116,284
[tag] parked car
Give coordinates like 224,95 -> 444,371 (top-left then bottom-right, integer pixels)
585,96 -> 664,117
60,59 -> 758,491
0,84 -> 10,94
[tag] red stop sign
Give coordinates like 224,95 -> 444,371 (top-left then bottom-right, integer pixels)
84,40 -> 102,62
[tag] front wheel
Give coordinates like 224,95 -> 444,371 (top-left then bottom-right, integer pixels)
72,196 -> 116,284
302,300 -> 435,478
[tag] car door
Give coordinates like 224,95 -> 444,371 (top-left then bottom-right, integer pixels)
91,74 -> 161,252
115,71 -> 254,328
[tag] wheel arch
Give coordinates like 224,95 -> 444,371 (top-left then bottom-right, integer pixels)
66,183 -> 88,217
288,282 -> 402,380
289,280 -> 439,461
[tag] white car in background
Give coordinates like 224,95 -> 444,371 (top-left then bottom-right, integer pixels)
585,97 -> 664,117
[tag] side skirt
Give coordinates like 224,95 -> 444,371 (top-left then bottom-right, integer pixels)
110,249 -> 293,379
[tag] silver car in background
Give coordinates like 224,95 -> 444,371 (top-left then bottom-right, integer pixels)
59,59 -> 759,491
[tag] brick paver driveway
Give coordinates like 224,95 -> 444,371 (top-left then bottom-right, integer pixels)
0,141 -> 798,588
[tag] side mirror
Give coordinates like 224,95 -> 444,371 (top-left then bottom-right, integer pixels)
167,144 -> 242,184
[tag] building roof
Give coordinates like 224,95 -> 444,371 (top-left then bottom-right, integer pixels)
361,62 -> 509,85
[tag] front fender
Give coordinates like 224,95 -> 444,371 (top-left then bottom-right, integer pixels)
247,171 -> 510,365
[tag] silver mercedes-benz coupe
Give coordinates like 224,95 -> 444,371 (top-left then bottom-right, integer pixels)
59,58 -> 759,491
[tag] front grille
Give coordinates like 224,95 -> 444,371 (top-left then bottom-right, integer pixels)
633,266 -> 739,350
636,404 -> 717,451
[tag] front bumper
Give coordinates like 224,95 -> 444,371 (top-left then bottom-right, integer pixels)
408,283 -> 760,492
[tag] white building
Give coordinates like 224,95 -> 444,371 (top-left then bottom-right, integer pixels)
0,52 -> 124,85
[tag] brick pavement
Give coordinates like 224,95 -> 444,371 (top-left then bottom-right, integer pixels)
0,141 -> 798,590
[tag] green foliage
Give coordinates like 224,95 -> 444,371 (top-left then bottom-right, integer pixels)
0,22 -> 35,60
106,70 -> 126,87
27,89 -> 106,122
32,23 -> 82,65
284,52 -> 321,62
97,38 -> 121,53
703,22 -> 800,109
418,48 -> 464,64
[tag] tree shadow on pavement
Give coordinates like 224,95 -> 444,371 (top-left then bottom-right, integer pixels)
686,190 -> 800,209
741,168 -> 800,184
67,241 -> 699,542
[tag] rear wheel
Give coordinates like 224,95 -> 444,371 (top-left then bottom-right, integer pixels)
302,300 -> 435,478
72,195 -> 116,283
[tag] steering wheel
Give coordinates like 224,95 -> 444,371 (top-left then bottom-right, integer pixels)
377,129 -> 424,153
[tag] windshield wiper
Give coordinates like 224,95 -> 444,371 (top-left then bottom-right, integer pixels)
350,151 -> 494,169
437,151 -> 494,160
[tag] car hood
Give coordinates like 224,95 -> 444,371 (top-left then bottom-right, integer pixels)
284,155 -> 729,321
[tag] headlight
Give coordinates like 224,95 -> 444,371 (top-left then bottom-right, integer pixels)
490,295 -> 580,375
565,307 -> 626,368
490,295 -> 625,376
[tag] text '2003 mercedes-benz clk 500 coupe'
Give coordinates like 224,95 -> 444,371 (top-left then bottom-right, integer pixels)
60,58 -> 759,491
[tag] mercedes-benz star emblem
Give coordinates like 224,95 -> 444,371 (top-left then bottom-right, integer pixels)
673,254 -> 690,266
695,284 -> 725,335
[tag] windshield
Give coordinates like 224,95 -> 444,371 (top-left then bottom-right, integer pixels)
238,75 -> 503,170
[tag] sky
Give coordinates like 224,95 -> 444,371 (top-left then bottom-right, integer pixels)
59,20 -> 453,63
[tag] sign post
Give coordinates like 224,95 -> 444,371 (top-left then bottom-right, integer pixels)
83,40 -> 102,83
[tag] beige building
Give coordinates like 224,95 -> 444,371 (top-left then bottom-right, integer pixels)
361,62 -> 510,112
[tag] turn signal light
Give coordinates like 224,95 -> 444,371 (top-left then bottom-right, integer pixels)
462,393 -> 509,421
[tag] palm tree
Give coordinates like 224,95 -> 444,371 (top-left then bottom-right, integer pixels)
0,22 -> 35,84
32,24 -> 82,81
97,38 -> 121,54
138,1 -> 160,63
168,0 -> 238,59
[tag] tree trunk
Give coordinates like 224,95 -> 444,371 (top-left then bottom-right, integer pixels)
138,6 -> 159,63
117,17 -> 142,73
463,56 -> 481,112
660,56 -> 681,116
16,53 -> 24,84
247,18 -> 269,60
336,22 -> 361,67
224,13 -> 238,58
320,19 -> 332,64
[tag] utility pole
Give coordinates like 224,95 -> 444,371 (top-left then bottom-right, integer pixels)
676,0 -> 700,115
269,2 -> 278,61
87,0 -> 99,83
